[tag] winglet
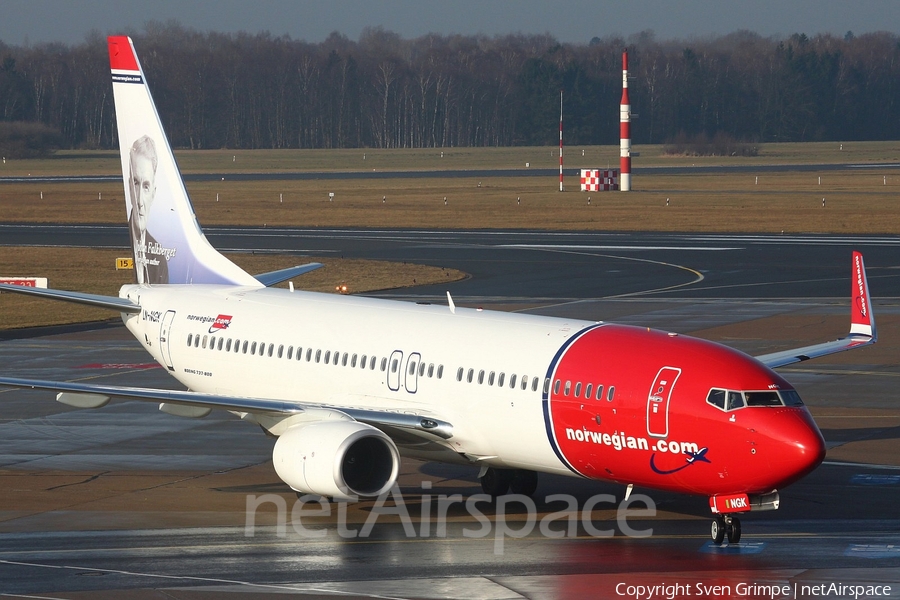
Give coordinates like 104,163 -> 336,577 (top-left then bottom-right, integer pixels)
756,251 -> 877,369
850,250 -> 876,340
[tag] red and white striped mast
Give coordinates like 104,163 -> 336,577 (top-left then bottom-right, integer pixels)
559,89 -> 564,192
620,49 -> 632,192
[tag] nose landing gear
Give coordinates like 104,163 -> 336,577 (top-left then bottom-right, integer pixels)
711,514 -> 741,544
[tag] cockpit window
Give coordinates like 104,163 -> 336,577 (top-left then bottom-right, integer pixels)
707,387 -> 804,411
727,391 -> 745,410
745,391 -> 782,406
780,389 -> 804,406
707,389 -> 726,410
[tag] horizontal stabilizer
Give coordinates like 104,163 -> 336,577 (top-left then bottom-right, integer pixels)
757,251 -> 876,369
255,263 -> 324,287
0,283 -> 141,313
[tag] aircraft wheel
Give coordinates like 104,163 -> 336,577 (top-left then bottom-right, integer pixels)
509,469 -> 538,496
726,516 -> 742,543
480,467 -> 513,497
711,516 -> 726,544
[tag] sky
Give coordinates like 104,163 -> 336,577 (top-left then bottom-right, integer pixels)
1,0 -> 898,46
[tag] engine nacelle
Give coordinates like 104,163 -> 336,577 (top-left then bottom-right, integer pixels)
272,420 -> 400,500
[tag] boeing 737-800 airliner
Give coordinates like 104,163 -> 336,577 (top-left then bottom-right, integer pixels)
0,36 -> 877,544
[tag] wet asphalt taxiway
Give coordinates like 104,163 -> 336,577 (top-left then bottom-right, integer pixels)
1,230 -> 900,598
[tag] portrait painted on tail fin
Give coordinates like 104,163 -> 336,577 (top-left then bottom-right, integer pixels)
127,134 -> 172,284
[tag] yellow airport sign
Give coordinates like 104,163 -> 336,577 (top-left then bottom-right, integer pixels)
116,258 -> 134,270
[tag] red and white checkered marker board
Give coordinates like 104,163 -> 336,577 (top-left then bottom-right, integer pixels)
580,169 -> 619,191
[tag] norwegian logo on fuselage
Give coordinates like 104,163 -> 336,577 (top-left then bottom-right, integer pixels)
209,314 -> 232,334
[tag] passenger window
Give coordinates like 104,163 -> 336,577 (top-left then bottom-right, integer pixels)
427,363 -> 434,378
333,351 -> 340,365
727,391 -> 744,410
541,378 -> 549,394
277,345 -> 284,358
306,348 -> 312,361
195,335 -> 200,348
342,352 -> 348,366
391,359 -> 399,373
553,379 -> 561,395
419,362 -> 426,377
286,346 -> 292,360
509,374 -> 516,388
585,383 -> 592,398
324,350 -> 331,363
457,367 -> 464,382
250,341 -> 256,354
202,335 -> 208,349
498,373 -> 505,387
409,361 -> 417,375
226,339 -> 233,352
360,354 -> 366,368
522,376 -> 529,391
218,337 -> 224,351
187,334 -> 193,346
380,357 -> 387,371
564,380 -> 571,396
371,356 -> 377,370
264,343 -> 271,357
242,340 -> 248,354
607,386 -> 615,401
707,389 -> 726,410
315,349 -> 322,363
351,354 -> 357,368
478,370 -> 485,384
488,371 -> 495,386
437,365 -> 443,379
467,369 -> 474,383
575,382 -> 582,397
596,385 -> 604,400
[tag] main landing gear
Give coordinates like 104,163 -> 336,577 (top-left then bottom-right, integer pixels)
479,467 -> 538,497
711,515 -> 741,544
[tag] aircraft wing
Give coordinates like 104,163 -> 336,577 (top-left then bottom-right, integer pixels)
0,376 -> 453,440
756,251 -> 876,369
0,283 -> 140,313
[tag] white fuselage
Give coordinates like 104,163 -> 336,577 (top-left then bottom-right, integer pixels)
122,283 -> 595,477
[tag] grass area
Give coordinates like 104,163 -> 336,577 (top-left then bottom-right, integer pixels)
2,167 -> 899,233
3,141 -> 900,177
0,247 -> 465,330
1,142 -> 898,328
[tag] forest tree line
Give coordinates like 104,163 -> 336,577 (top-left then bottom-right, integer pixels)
0,23 -> 898,152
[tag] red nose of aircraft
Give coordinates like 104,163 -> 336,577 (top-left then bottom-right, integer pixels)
766,408 -> 827,488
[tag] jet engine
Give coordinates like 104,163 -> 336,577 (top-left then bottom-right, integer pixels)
272,420 -> 400,500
